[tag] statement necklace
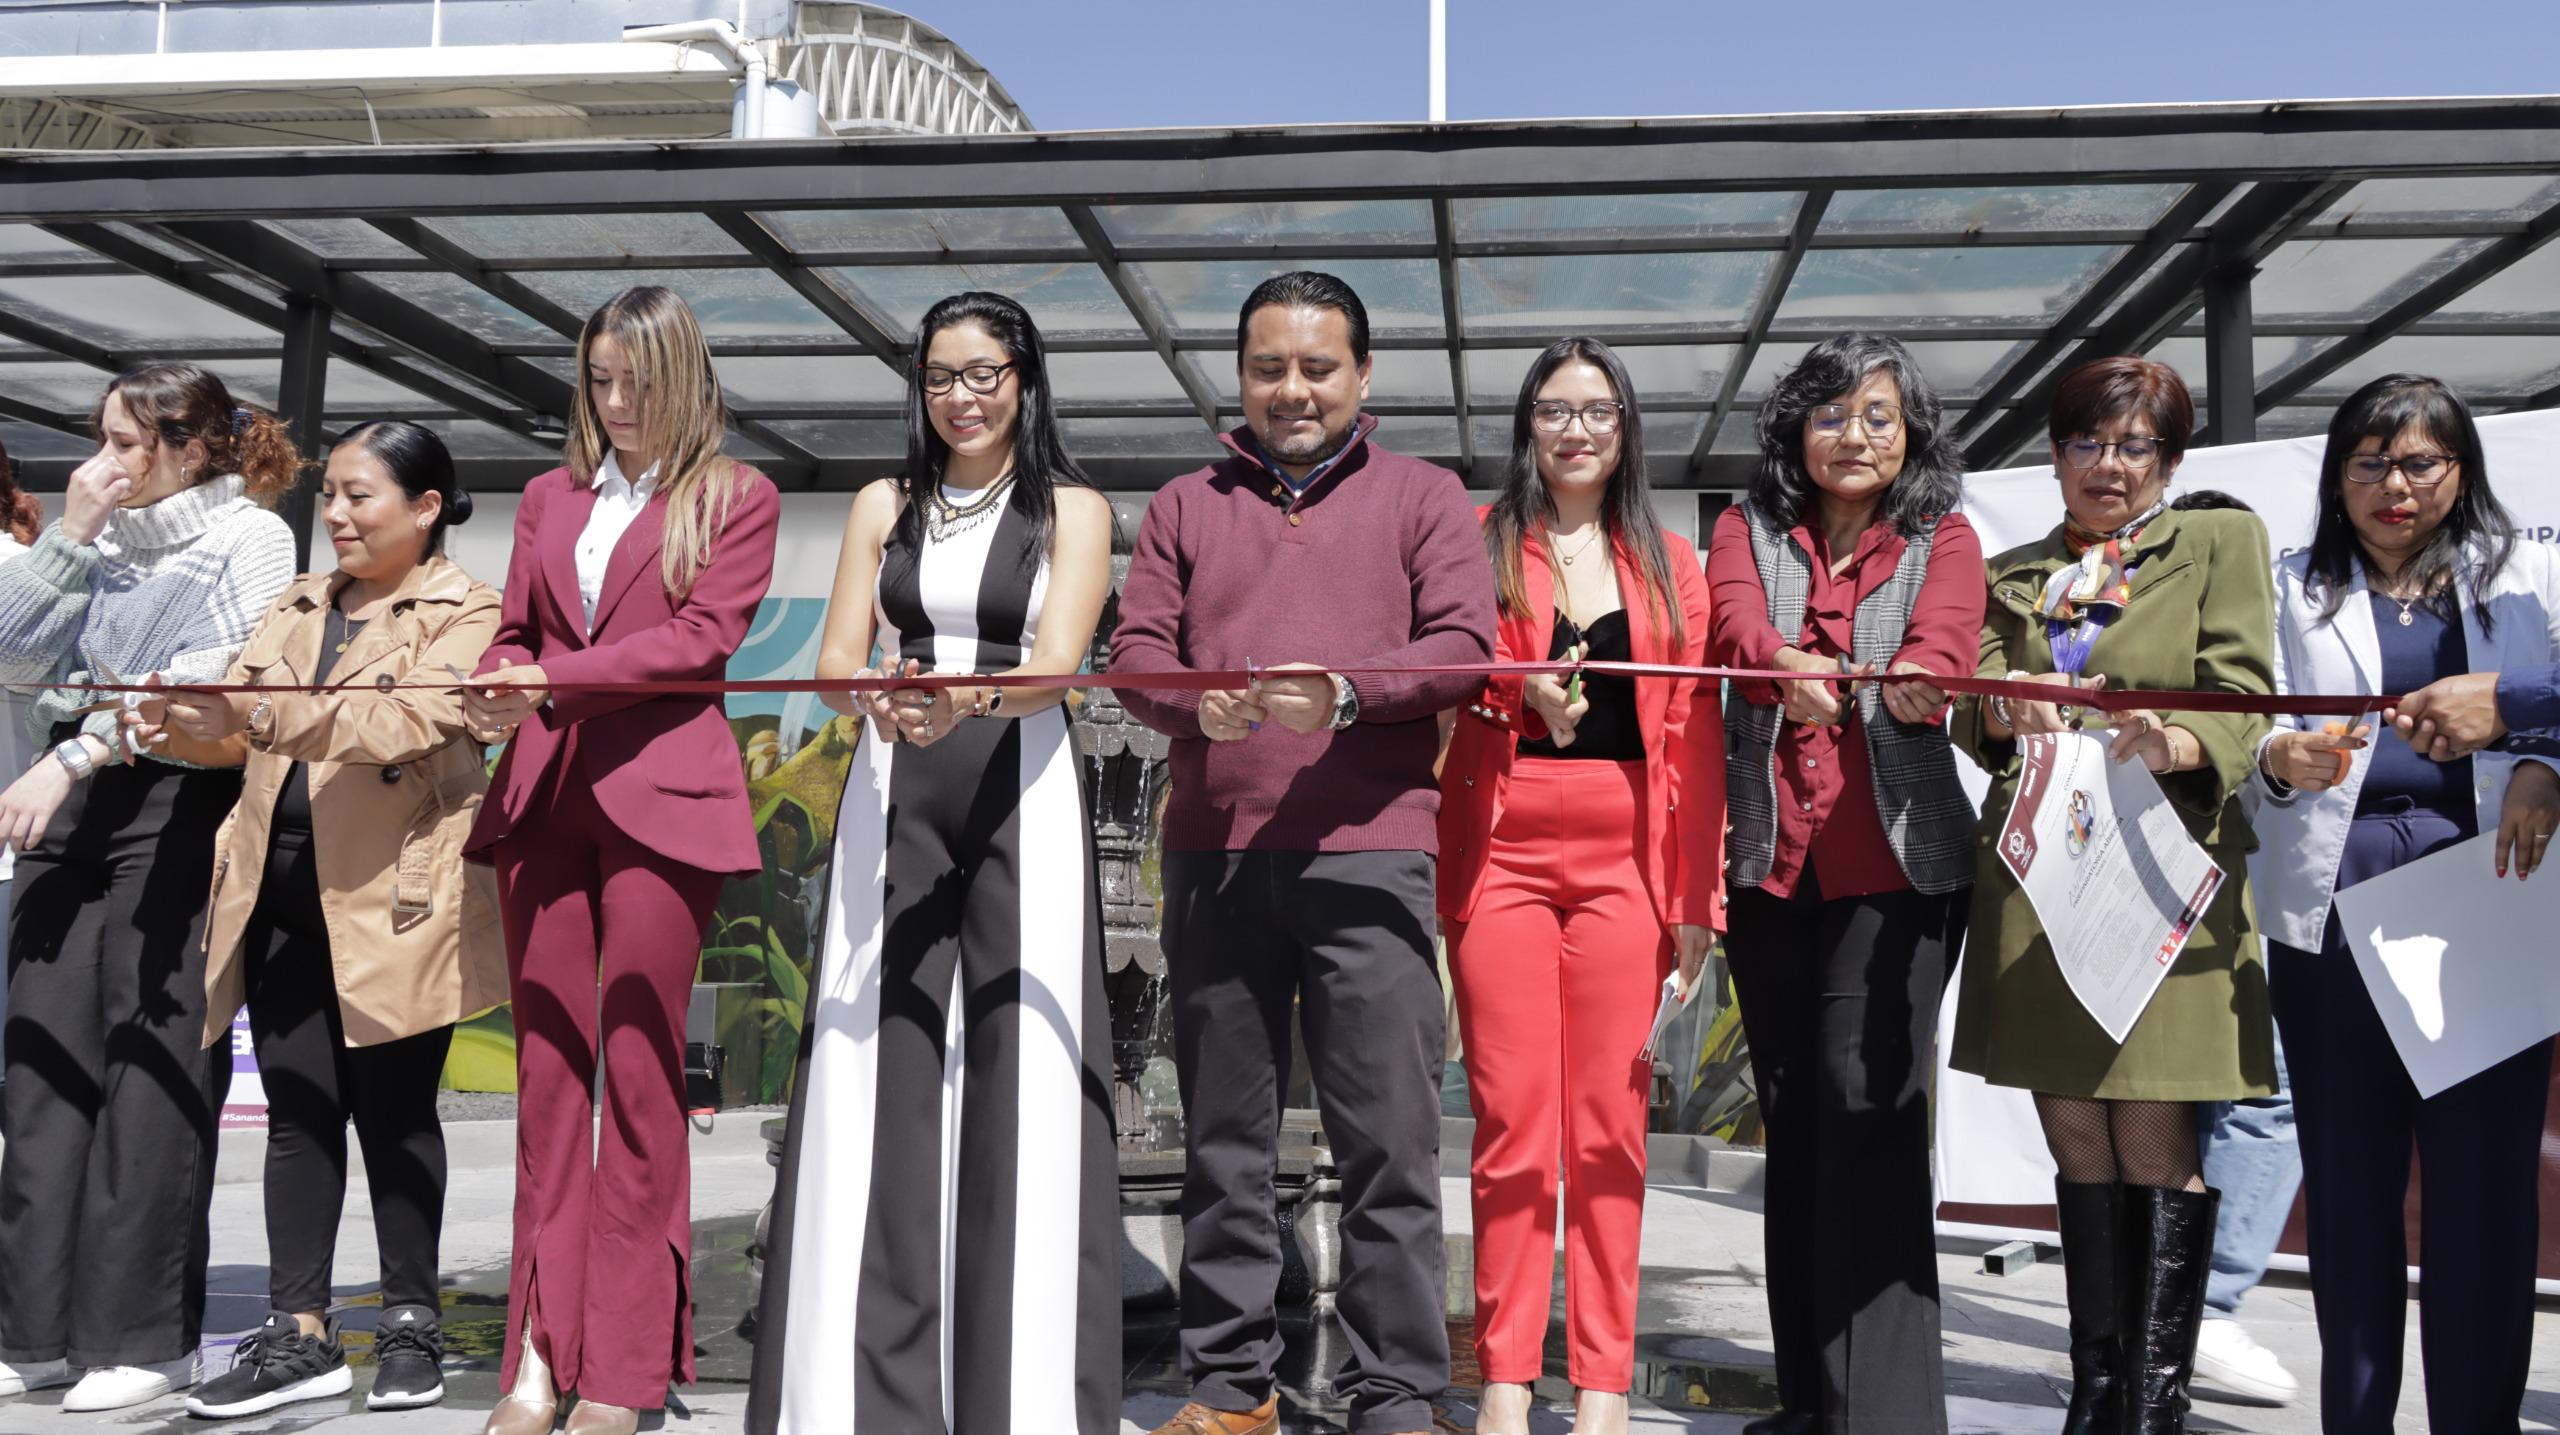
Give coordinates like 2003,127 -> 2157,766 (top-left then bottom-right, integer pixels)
922,470 -> 1015,542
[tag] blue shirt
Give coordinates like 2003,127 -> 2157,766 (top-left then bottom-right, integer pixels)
2496,663 -> 2560,758
1241,422 -> 1364,496
2360,591 -> 2473,819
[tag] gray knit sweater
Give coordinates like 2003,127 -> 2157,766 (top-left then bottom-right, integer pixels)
0,474 -> 297,763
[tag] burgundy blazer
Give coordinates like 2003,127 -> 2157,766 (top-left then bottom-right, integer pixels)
464,462 -> 781,878
1436,521 -> 1727,931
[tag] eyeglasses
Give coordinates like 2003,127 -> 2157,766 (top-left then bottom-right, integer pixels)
1529,400 -> 1626,435
2344,451 -> 2458,487
1809,403 -> 1902,438
919,362 -> 1017,396
2059,437 -> 2164,471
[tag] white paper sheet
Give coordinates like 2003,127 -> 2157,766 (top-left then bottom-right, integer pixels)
2332,833 -> 2560,1099
1995,730 -> 2226,1043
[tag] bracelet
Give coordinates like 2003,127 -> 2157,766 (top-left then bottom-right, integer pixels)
51,738 -> 96,782
1988,693 -> 2011,729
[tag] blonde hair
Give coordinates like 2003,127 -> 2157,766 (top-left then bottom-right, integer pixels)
565,286 -> 741,599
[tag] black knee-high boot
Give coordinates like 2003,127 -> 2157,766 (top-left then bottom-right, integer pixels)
2117,1184 -> 2219,1434
2054,1180 -> 2121,1435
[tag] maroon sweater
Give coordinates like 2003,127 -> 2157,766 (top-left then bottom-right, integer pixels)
1110,420 -> 1496,853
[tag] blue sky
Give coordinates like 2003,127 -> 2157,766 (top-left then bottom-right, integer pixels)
897,0 -> 2560,132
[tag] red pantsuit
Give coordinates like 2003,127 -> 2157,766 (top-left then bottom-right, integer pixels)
1438,529 -> 1725,1393
466,463 -> 780,1409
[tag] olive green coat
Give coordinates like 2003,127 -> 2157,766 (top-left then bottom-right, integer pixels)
1949,507 -> 2279,1100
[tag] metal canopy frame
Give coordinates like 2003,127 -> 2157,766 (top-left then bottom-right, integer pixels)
3,96 -> 2559,495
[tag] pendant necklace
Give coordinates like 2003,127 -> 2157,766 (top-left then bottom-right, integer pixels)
1549,525 -> 1600,567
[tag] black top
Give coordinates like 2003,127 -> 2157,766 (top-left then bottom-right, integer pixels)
1518,607 -> 1643,762
2355,589 -> 2472,823
268,607 -> 367,838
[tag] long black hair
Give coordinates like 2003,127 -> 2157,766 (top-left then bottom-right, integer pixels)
1749,332 -> 1964,537
1483,337 -> 1684,651
899,290 -> 1093,561
2306,373 -> 2513,630
334,420 -> 473,557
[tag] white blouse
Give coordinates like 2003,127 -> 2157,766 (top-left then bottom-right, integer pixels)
576,451 -> 657,635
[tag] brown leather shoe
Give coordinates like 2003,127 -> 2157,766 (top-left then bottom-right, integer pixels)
1149,1396 -> 1279,1435
561,1400 -> 639,1435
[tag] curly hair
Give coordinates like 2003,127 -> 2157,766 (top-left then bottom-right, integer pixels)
0,435 -> 39,543
1749,332 -> 1964,537
91,362 -> 304,505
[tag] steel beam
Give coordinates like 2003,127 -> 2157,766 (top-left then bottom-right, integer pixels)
1061,204 -> 1222,435
702,211 -> 912,366
1431,198 -> 1476,478
1963,180 -> 2351,468
1692,190 -> 1830,475
0,391 -> 84,439
275,295 -> 331,568
2200,262 -> 2258,444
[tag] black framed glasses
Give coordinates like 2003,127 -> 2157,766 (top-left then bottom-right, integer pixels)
2344,451 -> 2458,487
1529,400 -> 1626,435
1809,402 -> 1902,438
919,361 -> 1017,396
2059,436 -> 2164,471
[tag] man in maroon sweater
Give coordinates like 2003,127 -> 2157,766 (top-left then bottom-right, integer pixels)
1112,273 -> 1496,1435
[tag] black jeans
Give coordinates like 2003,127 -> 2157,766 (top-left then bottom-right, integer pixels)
1164,849 -> 1449,1435
245,829 -> 454,1316
0,752 -> 235,1366
1725,876 -> 1965,1435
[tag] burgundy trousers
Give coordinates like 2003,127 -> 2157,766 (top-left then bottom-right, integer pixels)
491,756 -> 724,1410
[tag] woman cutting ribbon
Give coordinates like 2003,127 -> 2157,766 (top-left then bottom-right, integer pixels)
1951,356 -> 2277,1434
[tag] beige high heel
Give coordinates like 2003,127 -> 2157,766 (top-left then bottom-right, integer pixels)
480,1322 -> 559,1435
562,1400 -> 639,1435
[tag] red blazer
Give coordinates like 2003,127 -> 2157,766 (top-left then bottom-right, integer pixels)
1437,524 -> 1727,931
464,463 -> 781,879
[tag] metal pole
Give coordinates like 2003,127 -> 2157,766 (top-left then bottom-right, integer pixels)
2203,263 -> 2257,446
275,296 -> 332,570
1428,0 -> 1446,123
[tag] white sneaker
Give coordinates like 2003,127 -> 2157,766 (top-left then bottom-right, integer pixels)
0,1357 -> 74,1397
60,1352 -> 199,1412
2193,1317 -> 2300,1406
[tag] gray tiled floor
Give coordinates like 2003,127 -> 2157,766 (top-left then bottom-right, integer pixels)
0,1122 -> 2550,1432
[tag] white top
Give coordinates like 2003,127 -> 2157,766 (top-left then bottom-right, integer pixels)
576,451 -> 657,635
2246,539 -> 2560,951
0,531 -> 29,882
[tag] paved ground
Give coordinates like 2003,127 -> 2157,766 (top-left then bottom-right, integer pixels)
0,1118 -> 2552,1432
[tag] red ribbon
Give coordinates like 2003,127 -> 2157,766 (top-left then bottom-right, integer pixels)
40,662 -> 2397,718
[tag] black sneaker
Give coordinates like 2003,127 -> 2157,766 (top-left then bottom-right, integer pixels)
364,1304 -> 446,1410
185,1312 -> 352,1419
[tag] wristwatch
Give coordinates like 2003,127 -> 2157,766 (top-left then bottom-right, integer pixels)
52,737 -> 97,781
244,694 -> 276,744
1327,674 -> 1360,732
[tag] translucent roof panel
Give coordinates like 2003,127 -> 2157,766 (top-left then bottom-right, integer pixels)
514,269 -> 842,345
2250,237 -> 2497,323
1363,414 -> 1460,455
353,271 -> 562,347
412,420 -> 558,460
1059,417 -> 1225,459
1819,185 -> 2187,237
1136,259 -> 1443,338
756,419 -> 904,458
419,214 -> 746,261
719,354 -> 908,407
1468,410 -> 1706,466
2309,177 -> 2560,229
0,419 -> 92,459
1894,340 -> 2033,400
1205,347 -> 1450,406
1734,341 -> 1816,403
1094,201 -> 1433,250
0,360 -> 118,411
1047,350 -> 1194,406
1467,344 -> 1739,407
1459,253 -> 1772,335
0,226 -> 95,261
824,263 -> 1138,340
263,219 -> 417,263
1775,246 -> 2124,328
757,208 -> 1083,255
2256,407 -> 2341,440
2141,336 -> 2336,396
2427,241 -> 2560,323
1710,411 -> 1761,455
0,274 -> 278,348
322,360 -> 461,413
2296,335 -> 2560,402
1451,193 -> 1799,245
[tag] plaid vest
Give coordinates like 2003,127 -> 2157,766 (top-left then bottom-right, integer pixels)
1723,501 -> 1977,896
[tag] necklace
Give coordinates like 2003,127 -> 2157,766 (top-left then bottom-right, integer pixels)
327,603 -> 371,656
922,470 -> 1015,542
1549,526 -> 1601,567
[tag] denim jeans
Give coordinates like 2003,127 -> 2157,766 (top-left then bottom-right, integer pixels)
2196,1034 -> 2298,1319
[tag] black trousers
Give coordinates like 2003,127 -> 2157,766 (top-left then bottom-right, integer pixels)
0,753 -> 236,1366
2271,808 -> 2548,1435
1164,850 -> 1449,1435
1725,877 -> 1963,1435
244,829 -> 453,1316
